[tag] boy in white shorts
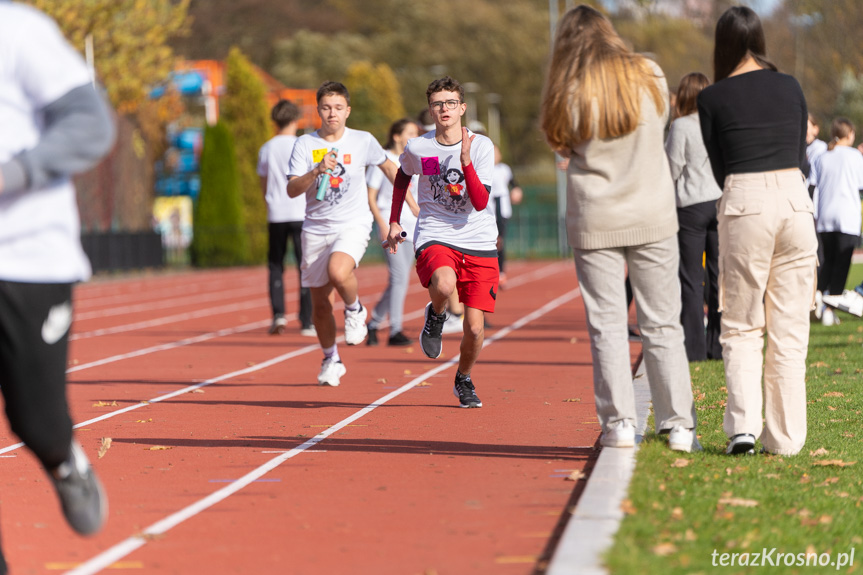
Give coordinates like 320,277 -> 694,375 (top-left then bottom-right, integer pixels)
288,81 -> 398,386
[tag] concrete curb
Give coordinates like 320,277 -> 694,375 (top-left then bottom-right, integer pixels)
546,357 -> 651,575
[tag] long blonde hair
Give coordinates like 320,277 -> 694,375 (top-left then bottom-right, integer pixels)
540,5 -> 665,152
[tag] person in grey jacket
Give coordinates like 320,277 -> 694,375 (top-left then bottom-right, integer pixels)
665,72 -> 723,362
0,3 -> 115,572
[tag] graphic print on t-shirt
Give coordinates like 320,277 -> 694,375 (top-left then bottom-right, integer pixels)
427,154 -> 469,213
317,162 -> 348,204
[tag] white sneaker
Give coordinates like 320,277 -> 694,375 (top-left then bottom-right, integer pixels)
299,325 -> 317,337
822,306 -> 837,327
441,312 -> 464,334
813,290 -> 823,320
269,315 -> 287,335
343,304 -> 368,345
822,290 -> 863,317
601,420 -> 635,448
668,426 -> 701,452
317,357 -> 346,387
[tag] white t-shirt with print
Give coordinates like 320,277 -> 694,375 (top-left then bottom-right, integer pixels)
288,127 -> 387,235
812,146 -> 863,236
399,130 -> 496,253
367,150 -> 419,238
0,3 -> 94,282
257,134 -> 306,223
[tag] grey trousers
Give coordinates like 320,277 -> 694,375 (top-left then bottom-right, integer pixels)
574,235 -> 696,433
369,240 -> 414,333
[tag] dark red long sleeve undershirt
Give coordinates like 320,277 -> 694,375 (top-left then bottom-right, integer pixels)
462,161 -> 489,211
389,168 -> 411,224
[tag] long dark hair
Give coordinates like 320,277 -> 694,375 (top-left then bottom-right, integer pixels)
384,118 -> 418,150
713,6 -> 777,82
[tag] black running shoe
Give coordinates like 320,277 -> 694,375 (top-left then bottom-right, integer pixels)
420,303 -> 446,358
453,373 -> 482,408
367,327 -> 379,346
50,441 -> 108,535
387,331 -> 411,346
726,433 -> 756,455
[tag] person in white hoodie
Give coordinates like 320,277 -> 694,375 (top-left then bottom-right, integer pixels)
0,3 -> 116,572
665,72 -> 723,362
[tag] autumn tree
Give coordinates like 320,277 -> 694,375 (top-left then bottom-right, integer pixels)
343,62 -> 405,142
219,47 -> 272,263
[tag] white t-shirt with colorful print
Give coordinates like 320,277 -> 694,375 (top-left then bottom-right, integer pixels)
288,127 -> 387,235
399,130 -> 496,254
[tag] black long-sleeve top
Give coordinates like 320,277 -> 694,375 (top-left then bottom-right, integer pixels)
697,69 -> 808,188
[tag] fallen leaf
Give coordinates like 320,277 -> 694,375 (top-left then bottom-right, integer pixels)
671,459 -> 690,468
192,389 -> 204,394
148,446 -> 172,451
376,378 -> 387,384
718,497 -> 759,507
246,361 -> 256,367
416,381 -> 432,387
92,401 -> 118,407
684,529 -> 696,541
136,419 -> 153,423
670,507 -> 684,520
810,361 -> 829,368
570,337 -> 577,344
403,370 -> 412,375
97,438 -> 112,459
824,392 -> 845,397
652,543 -> 677,556
563,398 -> 581,402
620,499 -> 636,514
810,447 -> 829,457
816,477 -> 840,487
812,460 -> 856,467
565,470 -> 586,481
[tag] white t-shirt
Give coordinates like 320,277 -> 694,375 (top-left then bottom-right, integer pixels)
812,146 -> 863,236
288,127 -> 386,235
399,130 -> 496,253
0,3 -> 93,282
807,138 -> 828,187
367,150 -> 419,238
488,162 -> 514,219
257,134 -> 306,223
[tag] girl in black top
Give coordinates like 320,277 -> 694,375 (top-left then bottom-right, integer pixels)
696,6 -> 817,457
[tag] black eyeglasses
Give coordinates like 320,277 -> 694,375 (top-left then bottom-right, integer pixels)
429,99 -> 461,111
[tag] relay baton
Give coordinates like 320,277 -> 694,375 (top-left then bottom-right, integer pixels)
382,230 -> 408,247
315,148 -> 338,201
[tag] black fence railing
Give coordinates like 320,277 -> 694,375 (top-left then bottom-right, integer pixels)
81,231 -> 164,273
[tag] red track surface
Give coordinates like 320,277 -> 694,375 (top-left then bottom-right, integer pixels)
0,260 -> 637,574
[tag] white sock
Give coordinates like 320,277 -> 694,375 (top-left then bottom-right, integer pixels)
345,299 -> 361,312
323,345 -> 340,362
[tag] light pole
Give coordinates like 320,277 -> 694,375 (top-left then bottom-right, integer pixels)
486,93 -> 501,144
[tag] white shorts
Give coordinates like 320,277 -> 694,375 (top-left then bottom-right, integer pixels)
301,227 -> 371,288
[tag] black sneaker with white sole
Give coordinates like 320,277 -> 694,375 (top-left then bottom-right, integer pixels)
453,372 -> 482,408
49,441 -> 107,535
420,303 -> 446,359
726,433 -> 756,455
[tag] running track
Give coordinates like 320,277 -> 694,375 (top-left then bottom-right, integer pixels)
0,260 -> 638,574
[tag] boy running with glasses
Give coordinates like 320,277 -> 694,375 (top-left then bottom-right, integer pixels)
386,76 -> 497,408
288,81 -> 398,386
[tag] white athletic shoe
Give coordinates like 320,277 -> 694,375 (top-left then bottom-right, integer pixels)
601,420 -> 635,448
441,312 -> 464,335
813,290 -> 823,320
668,426 -> 702,452
822,306 -> 838,327
343,305 -> 368,345
822,290 -> 863,317
317,357 -> 346,387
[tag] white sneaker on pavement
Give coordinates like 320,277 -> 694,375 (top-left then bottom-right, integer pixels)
822,290 -> 863,317
317,357 -> 346,387
343,304 -> 368,345
601,420 -> 635,448
441,312 -> 464,335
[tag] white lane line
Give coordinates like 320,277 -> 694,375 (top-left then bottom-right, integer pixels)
64,286 -> 582,575
70,300 -> 266,340
75,286 -> 265,320
68,319 -> 271,373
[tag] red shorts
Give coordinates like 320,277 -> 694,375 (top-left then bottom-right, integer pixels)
416,244 -> 499,313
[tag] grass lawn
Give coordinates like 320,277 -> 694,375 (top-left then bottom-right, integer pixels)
606,264 -> 863,574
